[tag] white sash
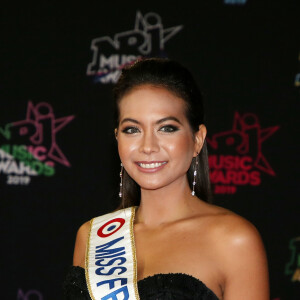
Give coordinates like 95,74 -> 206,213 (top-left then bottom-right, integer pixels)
85,207 -> 139,300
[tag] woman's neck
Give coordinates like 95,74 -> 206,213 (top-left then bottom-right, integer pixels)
135,178 -> 200,227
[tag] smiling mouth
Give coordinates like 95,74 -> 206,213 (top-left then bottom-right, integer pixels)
137,162 -> 167,169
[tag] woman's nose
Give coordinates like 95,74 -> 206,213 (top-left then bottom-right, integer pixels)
139,131 -> 159,154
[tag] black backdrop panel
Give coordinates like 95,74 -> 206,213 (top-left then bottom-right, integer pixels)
1,1 -> 299,299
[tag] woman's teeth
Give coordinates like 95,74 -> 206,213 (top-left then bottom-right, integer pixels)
139,162 -> 166,169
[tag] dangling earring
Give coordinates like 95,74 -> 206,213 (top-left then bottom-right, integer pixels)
191,154 -> 198,196
119,163 -> 123,198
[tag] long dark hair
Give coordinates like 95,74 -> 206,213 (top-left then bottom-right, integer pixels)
113,58 -> 212,208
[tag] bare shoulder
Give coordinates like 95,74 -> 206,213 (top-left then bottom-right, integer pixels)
199,203 -> 265,255
199,203 -> 269,299
210,207 -> 264,251
73,220 -> 91,268
196,202 -> 262,243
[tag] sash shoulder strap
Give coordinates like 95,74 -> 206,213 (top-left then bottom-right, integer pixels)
85,207 -> 139,300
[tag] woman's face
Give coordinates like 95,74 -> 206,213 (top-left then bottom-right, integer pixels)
116,84 -> 205,192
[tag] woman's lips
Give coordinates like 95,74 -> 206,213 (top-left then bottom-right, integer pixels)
135,161 -> 168,172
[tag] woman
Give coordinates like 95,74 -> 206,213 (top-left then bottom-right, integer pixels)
64,58 -> 269,299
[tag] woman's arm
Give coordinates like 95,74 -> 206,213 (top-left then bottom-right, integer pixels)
217,215 -> 269,300
73,221 -> 91,268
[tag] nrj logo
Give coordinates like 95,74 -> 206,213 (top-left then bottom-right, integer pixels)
285,237 -> 300,282
294,51 -> 300,88
0,101 -> 75,185
17,289 -> 43,300
86,10 -> 183,84
224,0 -> 247,4
207,112 -> 279,194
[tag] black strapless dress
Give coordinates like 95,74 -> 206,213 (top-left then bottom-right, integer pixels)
63,266 -> 219,300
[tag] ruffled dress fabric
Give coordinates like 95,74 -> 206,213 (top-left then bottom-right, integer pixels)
63,266 -> 219,300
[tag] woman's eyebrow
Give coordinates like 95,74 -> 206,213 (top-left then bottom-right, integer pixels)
120,116 -> 182,125
156,116 -> 182,125
120,118 -> 140,125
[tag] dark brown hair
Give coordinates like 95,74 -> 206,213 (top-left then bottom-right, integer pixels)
113,58 -> 212,207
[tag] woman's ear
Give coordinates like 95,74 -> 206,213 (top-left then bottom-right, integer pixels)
114,128 -> 118,140
194,124 -> 207,156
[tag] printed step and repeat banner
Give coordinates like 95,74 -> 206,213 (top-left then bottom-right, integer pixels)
1,1 -> 299,299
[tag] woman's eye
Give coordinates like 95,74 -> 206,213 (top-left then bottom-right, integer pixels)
122,126 -> 140,134
159,125 -> 179,133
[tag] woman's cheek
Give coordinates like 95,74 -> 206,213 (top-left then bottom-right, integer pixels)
167,135 -> 194,155
118,138 -> 137,162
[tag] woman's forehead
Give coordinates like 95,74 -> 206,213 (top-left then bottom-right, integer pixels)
118,84 -> 187,118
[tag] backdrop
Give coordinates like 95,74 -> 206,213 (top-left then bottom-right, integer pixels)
1,1 -> 299,299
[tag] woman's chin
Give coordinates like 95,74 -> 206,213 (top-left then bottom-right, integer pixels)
139,183 -> 166,192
